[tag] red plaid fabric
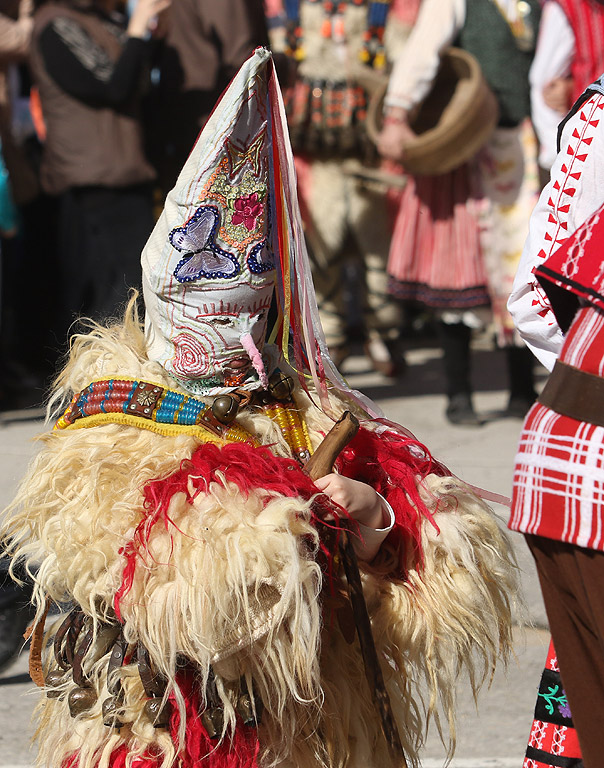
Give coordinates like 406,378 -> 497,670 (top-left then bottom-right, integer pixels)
511,306 -> 604,549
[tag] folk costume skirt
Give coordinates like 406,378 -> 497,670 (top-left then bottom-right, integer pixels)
386,161 -> 489,310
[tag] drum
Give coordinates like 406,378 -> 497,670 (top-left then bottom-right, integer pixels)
366,47 -> 499,176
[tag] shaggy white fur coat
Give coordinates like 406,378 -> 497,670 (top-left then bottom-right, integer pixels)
3,312 -> 518,768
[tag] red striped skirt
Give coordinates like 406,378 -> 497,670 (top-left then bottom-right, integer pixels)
387,163 -> 489,309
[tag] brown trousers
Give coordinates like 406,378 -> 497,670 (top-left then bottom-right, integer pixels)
526,534 -> 604,768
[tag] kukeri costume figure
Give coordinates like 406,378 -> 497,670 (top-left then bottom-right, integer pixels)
4,50 -> 517,768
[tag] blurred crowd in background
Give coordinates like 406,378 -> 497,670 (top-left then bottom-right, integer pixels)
0,0 -> 600,428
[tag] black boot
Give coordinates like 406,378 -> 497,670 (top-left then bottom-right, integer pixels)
437,321 -> 482,426
505,345 -> 537,418
0,559 -> 35,672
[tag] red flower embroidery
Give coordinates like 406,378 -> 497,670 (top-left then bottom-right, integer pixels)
232,193 -> 263,231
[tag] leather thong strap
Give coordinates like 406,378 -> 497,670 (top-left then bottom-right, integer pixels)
538,360 -> 604,427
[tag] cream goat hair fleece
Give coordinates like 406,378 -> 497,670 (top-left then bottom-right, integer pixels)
2,310 -> 518,768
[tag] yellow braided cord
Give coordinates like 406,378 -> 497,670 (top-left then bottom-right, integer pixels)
54,411 -> 244,446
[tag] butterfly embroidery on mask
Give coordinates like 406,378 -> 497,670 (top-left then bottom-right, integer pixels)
170,205 -> 240,283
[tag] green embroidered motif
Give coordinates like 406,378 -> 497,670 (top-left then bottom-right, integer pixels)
538,684 -> 568,716
203,164 -> 268,254
210,168 -> 266,202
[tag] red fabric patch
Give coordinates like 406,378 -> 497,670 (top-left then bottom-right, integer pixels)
510,308 -> 604,550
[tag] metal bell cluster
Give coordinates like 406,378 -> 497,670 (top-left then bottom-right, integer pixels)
200,669 -> 263,740
44,609 -> 119,717
44,608 -> 173,730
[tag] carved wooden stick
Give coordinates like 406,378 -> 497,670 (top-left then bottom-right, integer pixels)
305,411 -> 408,768
305,411 -> 360,481
338,531 -> 407,767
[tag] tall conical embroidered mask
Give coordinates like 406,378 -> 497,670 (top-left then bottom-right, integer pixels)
142,47 -> 379,416
142,49 -> 277,396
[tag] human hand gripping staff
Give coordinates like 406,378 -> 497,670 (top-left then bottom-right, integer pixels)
3,49 -> 518,768
307,412 -> 407,768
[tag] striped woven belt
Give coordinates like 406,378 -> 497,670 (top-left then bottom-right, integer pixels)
538,360 -> 604,427
54,379 -> 258,444
56,379 -> 209,429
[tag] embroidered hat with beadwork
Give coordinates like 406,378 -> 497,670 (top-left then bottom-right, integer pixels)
142,48 -> 279,396
142,47 -> 379,415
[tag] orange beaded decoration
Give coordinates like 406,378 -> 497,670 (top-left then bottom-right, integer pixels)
263,399 -> 313,465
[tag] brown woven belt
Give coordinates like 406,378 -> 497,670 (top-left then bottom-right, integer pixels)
538,360 -> 604,427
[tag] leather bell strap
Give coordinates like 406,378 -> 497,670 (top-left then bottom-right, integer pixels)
538,360 -> 604,427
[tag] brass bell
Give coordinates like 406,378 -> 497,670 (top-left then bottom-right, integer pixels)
68,686 -> 97,717
144,697 -> 171,728
235,691 -> 258,727
45,669 -> 66,699
102,695 -> 124,728
268,372 -> 293,401
201,706 -> 224,739
211,395 -> 239,424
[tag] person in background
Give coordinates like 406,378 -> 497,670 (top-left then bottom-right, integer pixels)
157,0 -> 268,194
0,0 -> 40,411
28,0 -> 167,340
509,74 -> 604,768
378,0 -> 541,425
529,0 -> 604,182
0,0 -> 39,670
265,0 -> 416,377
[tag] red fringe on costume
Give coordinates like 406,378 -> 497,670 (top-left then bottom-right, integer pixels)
115,430 -> 439,617
337,428 -> 441,572
114,442 -> 343,617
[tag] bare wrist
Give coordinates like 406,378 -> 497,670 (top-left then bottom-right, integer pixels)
359,498 -> 387,530
383,106 -> 409,125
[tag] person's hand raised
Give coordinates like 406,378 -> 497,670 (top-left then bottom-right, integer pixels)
127,0 -> 171,39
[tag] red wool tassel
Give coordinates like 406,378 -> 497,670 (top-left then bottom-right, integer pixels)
114,442 -> 349,617
336,427 -> 443,574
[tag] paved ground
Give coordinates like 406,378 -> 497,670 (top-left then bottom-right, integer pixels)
0,340 -> 551,768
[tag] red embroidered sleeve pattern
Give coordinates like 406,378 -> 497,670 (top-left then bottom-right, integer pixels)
529,95 -> 604,323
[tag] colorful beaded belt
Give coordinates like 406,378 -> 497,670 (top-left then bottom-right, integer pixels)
57,379 -> 208,428
55,379 -> 255,445
55,378 -> 314,463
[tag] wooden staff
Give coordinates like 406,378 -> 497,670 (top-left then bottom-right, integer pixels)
305,412 -> 408,768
